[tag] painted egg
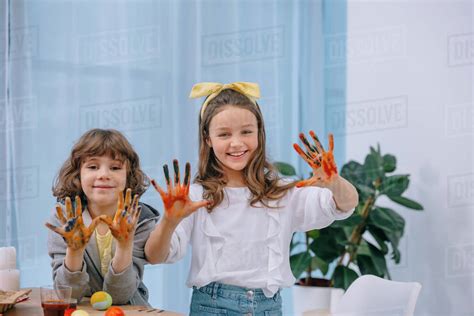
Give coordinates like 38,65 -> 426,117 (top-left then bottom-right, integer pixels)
64,308 -> 76,316
90,291 -> 113,310
71,310 -> 89,316
104,306 -> 125,316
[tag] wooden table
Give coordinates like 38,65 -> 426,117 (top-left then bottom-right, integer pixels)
5,288 -> 183,316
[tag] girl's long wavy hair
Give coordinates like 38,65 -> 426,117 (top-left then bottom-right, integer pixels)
194,89 -> 294,211
52,129 -> 149,203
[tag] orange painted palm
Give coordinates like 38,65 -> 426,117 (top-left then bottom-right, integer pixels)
99,188 -> 141,245
293,131 -> 338,187
45,196 -> 102,251
151,160 -> 209,225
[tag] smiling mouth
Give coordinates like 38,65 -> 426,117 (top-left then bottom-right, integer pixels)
227,151 -> 248,158
93,186 -> 115,189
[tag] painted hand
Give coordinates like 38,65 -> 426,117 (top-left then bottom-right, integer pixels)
45,196 -> 102,251
99,188 -> 141,246
293,131 -> 338,187
151,160 -> 209,225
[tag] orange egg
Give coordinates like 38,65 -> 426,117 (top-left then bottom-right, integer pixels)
104,306 -> 125,316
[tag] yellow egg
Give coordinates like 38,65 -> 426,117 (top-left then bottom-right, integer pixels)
71,311 -> 90,316
90,291 -> 113,310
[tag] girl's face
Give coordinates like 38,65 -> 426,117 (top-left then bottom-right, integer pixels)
80,155 -> 127,212
207,106 -> 258,185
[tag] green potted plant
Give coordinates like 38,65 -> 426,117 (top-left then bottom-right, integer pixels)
275,145 -> 423,312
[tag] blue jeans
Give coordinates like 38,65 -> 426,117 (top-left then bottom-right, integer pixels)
190,282 -> 282,315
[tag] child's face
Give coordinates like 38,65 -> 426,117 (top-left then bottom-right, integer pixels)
80,155 -> 127,211
207,106 -> 258,182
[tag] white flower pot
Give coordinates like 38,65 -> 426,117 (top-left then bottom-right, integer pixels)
292,285 -> 344,316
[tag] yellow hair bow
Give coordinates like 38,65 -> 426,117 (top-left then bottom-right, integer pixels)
189,82 -> 261,118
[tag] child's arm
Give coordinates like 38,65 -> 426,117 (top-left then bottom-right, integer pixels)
294,132 -> 358,211
102,211 -> 157,305
99,188 -> 141,273
145,216 -> 180,264
45,196 -> 101,299
96,189 -> 152,304
145,160 -> 209,264
322,174 -> 359,211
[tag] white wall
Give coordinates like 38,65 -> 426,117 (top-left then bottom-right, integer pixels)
337,1 -> 473,315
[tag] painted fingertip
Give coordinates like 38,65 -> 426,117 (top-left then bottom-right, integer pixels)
163,164 -> 170,183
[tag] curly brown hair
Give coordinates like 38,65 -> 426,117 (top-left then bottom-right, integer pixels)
52,129 -> 149,202
194,89 -> 294,211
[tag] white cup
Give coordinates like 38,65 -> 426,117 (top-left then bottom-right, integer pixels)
0,269 -> 20,291
0,247 -> 16,270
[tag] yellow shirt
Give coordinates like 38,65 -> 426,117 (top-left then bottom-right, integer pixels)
95,228 -> 113,276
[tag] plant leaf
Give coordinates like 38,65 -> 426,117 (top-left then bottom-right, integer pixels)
311,227 -> 346,262
385,230 -> 403,263
357,240 -> 371,256
333,266 -> 359,290
367,207 -> 404,264
371,226 -> 402,264
306,229 -> 320,240
341,161 -> 366,186
366,226 -> 389,255
356,184 -> 375,195
363,152 -> 385,183
380,175 -> 409,196
357,256 -> 379,276
357,242 -> 388,278
368,207 -> 405,233
383,154 -> 396,172
290,252 -> 312,280
311,255 -> 329,276
273,162 -> 297,176
331,214 -> 364,228
388,195 -> 424,210
368,242 -> 388,276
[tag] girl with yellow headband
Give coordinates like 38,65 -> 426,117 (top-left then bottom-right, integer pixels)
145,82 -> 358,315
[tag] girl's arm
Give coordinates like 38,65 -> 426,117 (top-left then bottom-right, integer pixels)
293,132 -> 358,212
145,160 -> 209,264
324,174 -> 359,212
145,216 -> 179,264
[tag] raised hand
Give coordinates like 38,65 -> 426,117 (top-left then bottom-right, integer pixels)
99,188 -> 141,246
45,196 -> 102,251
151,160 -> 209,225
293,131 -> 338,187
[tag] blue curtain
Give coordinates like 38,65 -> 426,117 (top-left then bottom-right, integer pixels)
0,0 -> 346,313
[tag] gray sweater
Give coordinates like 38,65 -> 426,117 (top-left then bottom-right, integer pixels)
47,202 -> 160,306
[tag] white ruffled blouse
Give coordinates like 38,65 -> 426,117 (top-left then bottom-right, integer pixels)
165,184 -> 353,297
